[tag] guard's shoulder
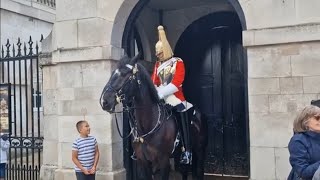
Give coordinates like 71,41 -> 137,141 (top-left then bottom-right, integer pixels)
174,57 -> 183,62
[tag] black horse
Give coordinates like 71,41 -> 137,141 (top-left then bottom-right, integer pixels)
100,54 -> 208,180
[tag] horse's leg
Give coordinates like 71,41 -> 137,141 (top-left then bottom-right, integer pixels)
153,155 -> 170,180
158,156 -> 170,180
180,164 -> 188,180
181,173 -> 188,180
192,150 -> 198,179
194,149 -> 205,180
173,150 -> 188,180
137,160 -> 150,180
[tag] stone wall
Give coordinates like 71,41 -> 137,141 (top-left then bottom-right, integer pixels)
242,0 -> 320,179
0,0 -> 55,45
239,0 -> 320,30
40,0 -> 126,179
247,42 -> 320,179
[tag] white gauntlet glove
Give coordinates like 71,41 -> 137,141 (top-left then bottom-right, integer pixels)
156,83 -> 178,99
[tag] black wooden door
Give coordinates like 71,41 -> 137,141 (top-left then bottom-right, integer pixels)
222,40 -> 247,175
199,36 -> 248,176
199,41 -> 224,174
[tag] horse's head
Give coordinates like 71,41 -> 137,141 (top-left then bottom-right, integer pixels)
100,53 -> 141,113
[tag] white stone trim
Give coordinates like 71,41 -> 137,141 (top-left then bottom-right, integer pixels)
51,45 -> 123,64
1,0 -> 55,23
243,24 -> 320,47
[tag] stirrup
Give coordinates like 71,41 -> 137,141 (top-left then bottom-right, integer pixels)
131,152 -> 137,161
180,151 -> 192,165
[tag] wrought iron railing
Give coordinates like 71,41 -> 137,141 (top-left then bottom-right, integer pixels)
36,0 -> 55,8
1,36 -> 43,180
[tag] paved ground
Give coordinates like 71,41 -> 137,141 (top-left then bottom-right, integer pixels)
205,176 -> 248,180
171,173 -> 248,180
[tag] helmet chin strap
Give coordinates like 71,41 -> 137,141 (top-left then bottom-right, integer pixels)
157,53 -> 173,62
158,57 -> 173,62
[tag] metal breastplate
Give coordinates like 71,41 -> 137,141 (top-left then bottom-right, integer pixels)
158,60 -> 177,86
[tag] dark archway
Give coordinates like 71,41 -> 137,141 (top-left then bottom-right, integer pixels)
119,0 -> 247,56
175,12 -> 249,176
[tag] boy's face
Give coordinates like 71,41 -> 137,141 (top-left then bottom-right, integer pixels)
79,121 -> 90,136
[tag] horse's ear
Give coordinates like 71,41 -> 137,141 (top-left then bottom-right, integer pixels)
130,52 -> 141,65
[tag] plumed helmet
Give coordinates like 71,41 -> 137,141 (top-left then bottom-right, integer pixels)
155,25 -> 173,61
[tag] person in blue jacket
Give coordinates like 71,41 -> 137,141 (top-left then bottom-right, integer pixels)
288,105 -> 320,180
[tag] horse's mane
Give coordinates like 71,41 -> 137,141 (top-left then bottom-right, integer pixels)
137,63 -> 160,103
118,56 -> 160,103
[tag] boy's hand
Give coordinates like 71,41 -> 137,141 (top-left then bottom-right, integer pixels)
89,166 -> 96,174
82,169 -> 90,175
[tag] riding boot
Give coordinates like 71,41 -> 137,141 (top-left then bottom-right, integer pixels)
179,111 -> 192,165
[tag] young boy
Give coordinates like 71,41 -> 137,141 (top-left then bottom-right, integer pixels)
0,124 -> 10,180
72,121 -> 99,180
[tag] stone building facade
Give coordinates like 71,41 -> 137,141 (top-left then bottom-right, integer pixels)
0,0 -> 55,45
39,0 -> 320,180
0,0 -> 55,138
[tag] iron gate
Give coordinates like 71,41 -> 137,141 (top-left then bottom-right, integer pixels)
0,36 -> 43,180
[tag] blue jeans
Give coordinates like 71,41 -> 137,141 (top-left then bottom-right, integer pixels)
0,163 -> 6,178
75,172 -> 95,180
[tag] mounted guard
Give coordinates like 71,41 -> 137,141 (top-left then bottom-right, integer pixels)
151,25 -> 193,165
100,25 -> 207,180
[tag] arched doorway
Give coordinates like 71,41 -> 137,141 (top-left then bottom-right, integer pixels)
175,12 -> 249,176
115,0 -> 249,178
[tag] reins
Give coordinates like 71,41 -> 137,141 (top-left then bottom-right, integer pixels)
112,101 -> 172,141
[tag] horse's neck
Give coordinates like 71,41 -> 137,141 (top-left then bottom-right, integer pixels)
133,93 -> 159,133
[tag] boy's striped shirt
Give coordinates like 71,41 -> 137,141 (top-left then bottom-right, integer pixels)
72,136 -> 97,172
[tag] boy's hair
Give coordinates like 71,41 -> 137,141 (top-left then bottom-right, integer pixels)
76,120 -> 86,133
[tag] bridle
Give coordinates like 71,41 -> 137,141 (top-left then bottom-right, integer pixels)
99,63 -> 140,110
100,63 -> 172,142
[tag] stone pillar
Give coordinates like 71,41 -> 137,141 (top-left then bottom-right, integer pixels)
244,23 -> 320,180
239,1 -> 320,179
40,0 -> 126,179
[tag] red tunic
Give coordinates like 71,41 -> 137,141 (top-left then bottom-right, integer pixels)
151,58 -> 186,101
